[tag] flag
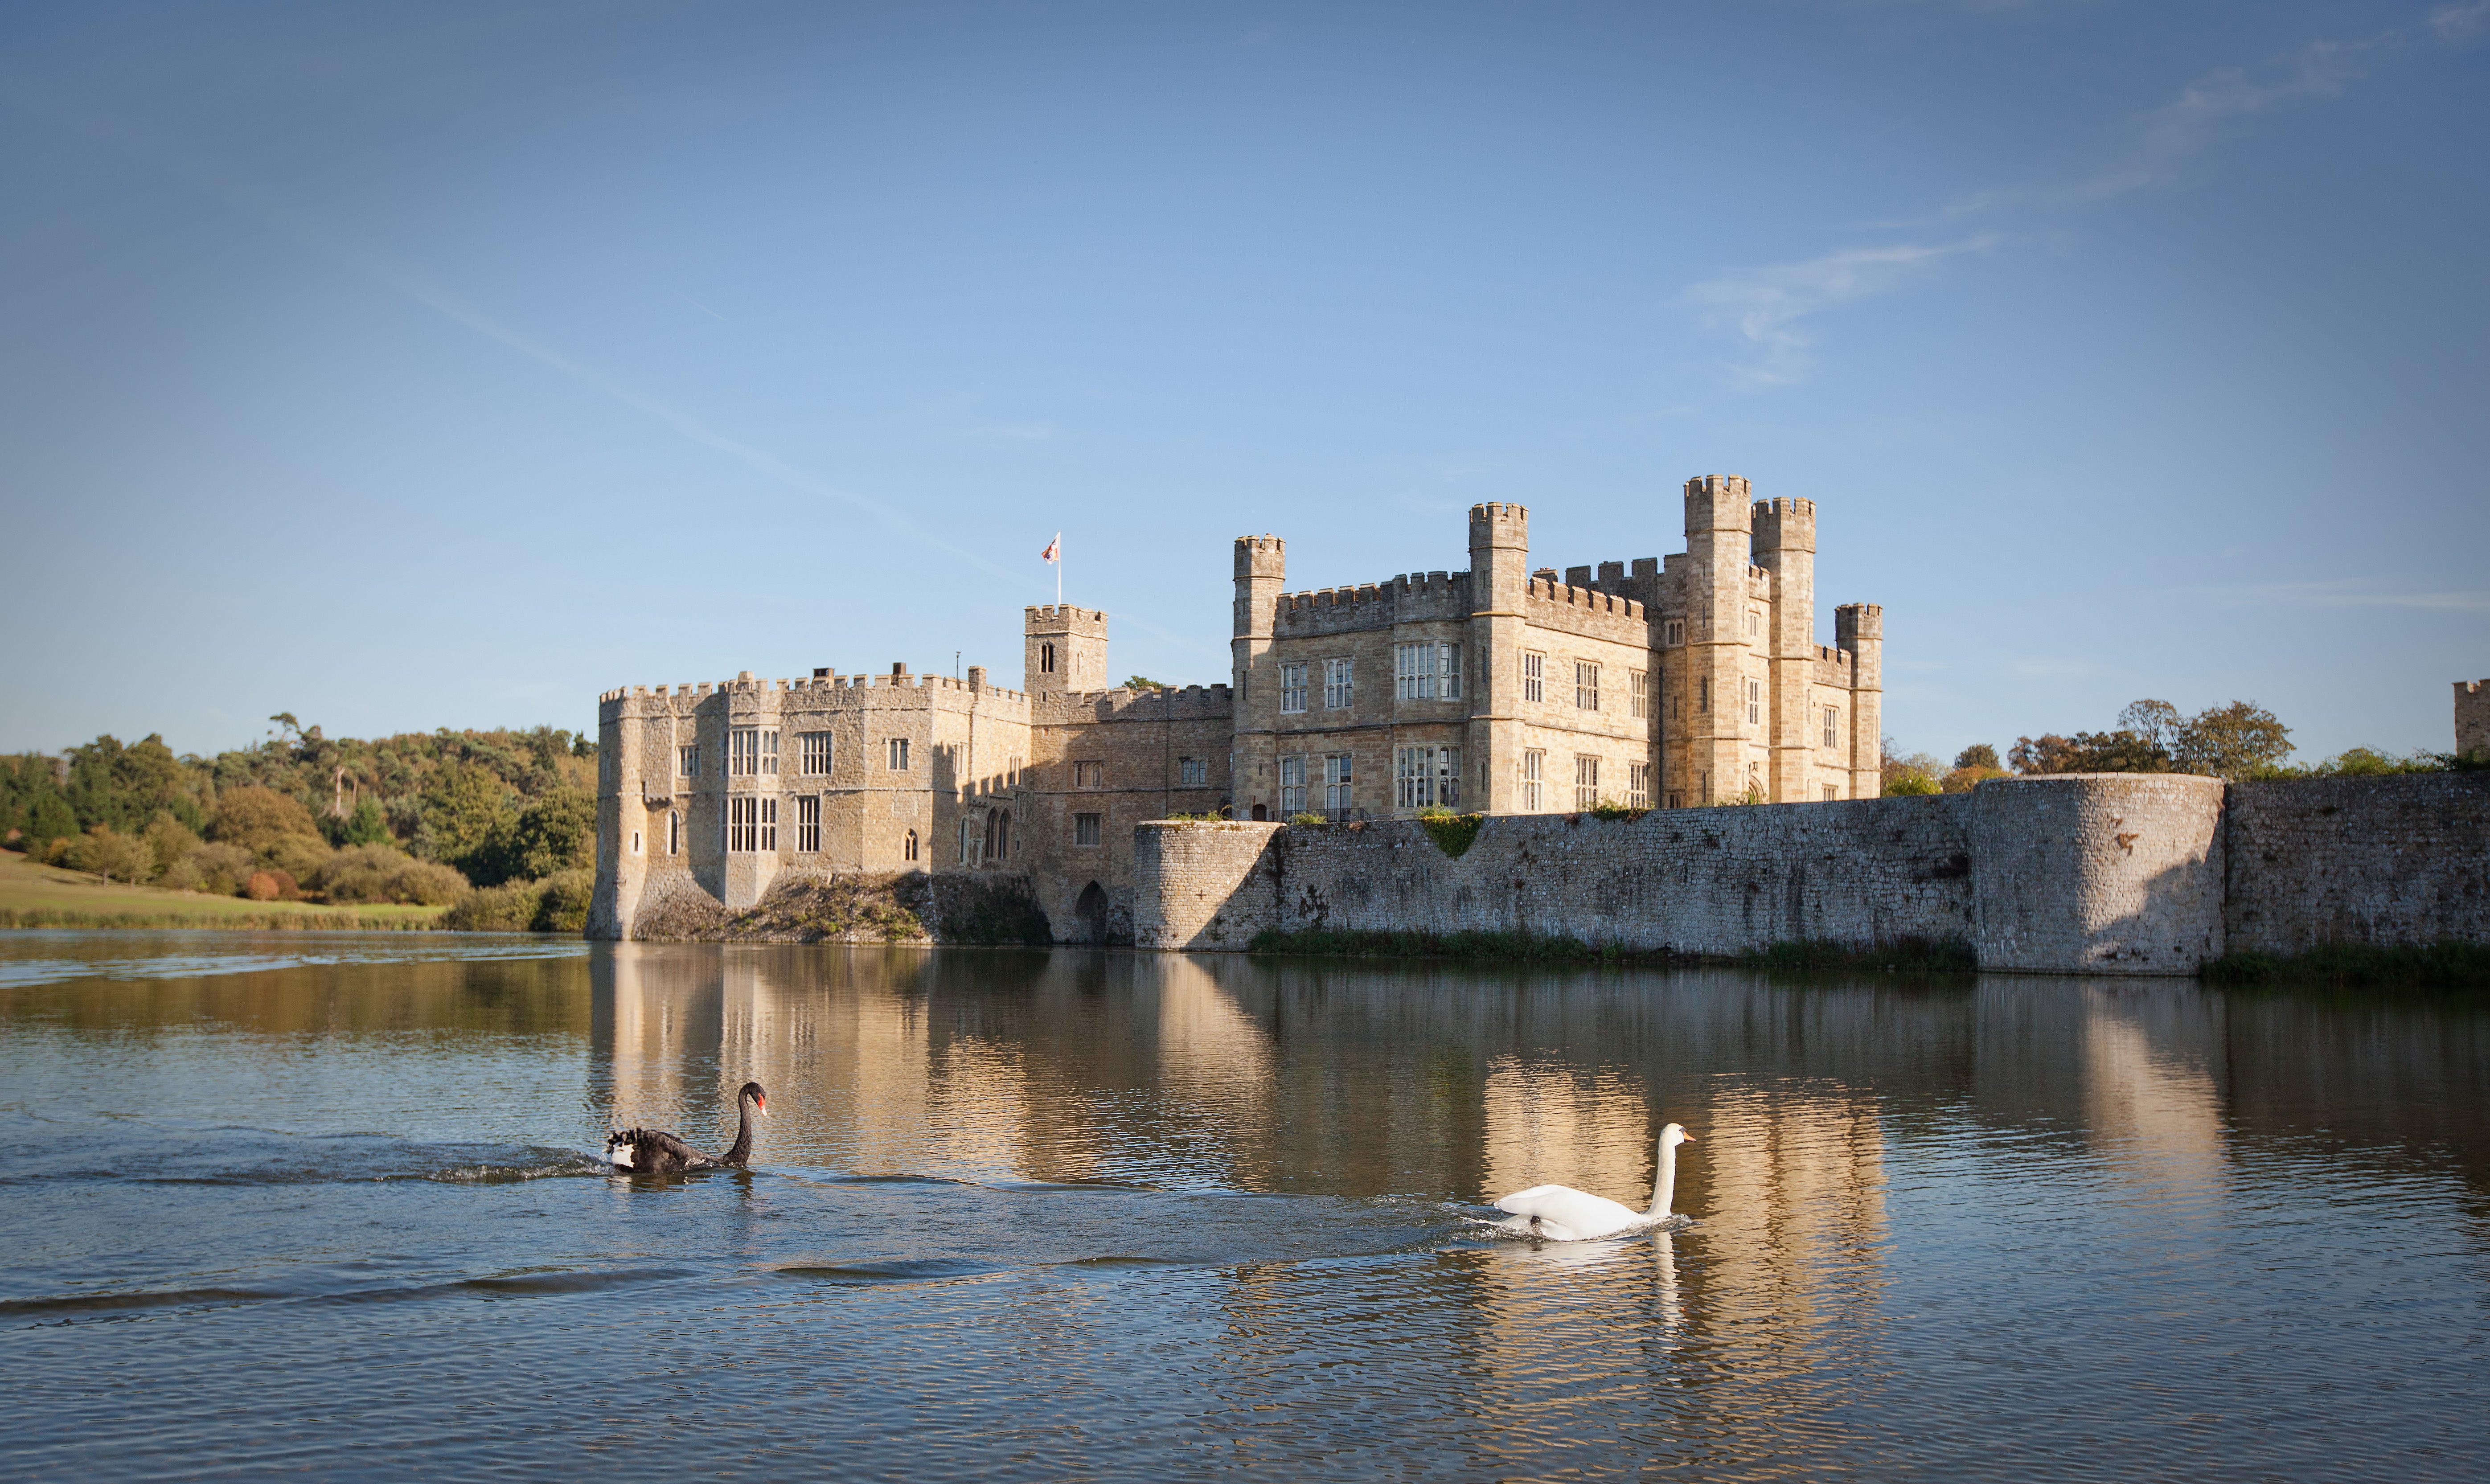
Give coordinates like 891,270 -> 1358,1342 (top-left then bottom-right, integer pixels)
1041,533 -> 1060,563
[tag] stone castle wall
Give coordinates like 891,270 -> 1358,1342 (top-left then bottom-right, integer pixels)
1134,772 -> 2489,974
2223,772 -> 2490,954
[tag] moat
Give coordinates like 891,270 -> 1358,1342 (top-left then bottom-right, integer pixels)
3,934 -> 2485,1480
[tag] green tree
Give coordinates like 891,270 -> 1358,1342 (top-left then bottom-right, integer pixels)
342,797 -> 392,845
420,762 -> 518,877
21,791 -> 80,860
2176,701 -> 2293,778
476,786 -> 596,884
2116,700 -> 2186,755
1953,743 -> 2000,772
209,786 -> 324,854
66,824 -> 156,883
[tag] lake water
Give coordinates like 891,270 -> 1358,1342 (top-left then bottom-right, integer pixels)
2,933 -> 2486,1481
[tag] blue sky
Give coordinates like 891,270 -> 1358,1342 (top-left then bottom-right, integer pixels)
3,0 -> 2483,763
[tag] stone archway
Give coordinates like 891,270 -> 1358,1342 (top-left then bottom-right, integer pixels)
1075,881 -> 1108,942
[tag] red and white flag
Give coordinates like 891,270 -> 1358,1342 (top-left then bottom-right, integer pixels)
1040,533 -> 1060,563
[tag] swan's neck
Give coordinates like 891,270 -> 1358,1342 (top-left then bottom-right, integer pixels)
721,1098 -> 755,1164
1645,1140 -> 1678,1220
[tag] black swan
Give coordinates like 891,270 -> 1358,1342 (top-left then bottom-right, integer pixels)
605,1082 -> 767,1173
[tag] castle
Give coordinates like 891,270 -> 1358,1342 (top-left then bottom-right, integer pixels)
591,476 -> 1884,942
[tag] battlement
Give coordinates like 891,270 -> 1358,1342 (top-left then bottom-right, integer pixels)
1834,603 -> 1884,644
1467,502 -> 1529,544
598,670 -> 1037,708
1753,496 -> 1817,554
1026,604 -> 1108,634
1233,534 -> 1286,579
2458,678 -> 2490,761
1526,575 -> 1644,622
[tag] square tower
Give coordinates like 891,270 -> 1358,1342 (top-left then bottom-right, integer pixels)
1026,605 -> 1110,694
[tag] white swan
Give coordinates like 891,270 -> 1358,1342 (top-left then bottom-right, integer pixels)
1492,1123 -> 1695,1241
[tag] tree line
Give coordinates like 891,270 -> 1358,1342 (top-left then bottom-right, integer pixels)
1880,698 -> 2469,796
0,717 -> 597,923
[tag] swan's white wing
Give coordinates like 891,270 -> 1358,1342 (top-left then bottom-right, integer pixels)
1492,1185 -> 1645,1240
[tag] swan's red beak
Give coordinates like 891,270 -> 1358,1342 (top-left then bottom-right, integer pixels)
757,1096 -> 768,1116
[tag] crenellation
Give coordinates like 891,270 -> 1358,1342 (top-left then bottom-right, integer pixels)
596,471 -> 1883,940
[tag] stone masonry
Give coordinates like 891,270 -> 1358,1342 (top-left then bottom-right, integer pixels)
595,474 -> 1883,942
2459,679 -> 2489,762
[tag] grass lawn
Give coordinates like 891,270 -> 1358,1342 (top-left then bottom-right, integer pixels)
0,851 -> 447,931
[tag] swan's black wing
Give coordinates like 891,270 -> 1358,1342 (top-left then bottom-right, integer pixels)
606,1128 -> 715,1172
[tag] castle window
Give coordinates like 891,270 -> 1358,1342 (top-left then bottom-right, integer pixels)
1075,812 -> 1102,847
1575,756 -> 1599,811
761,797 -> 776,850
1280,662 -> 1308,714
1666,791 -> 1684,810
678,744 -> 699,779
1575,661 -> 1600,711
1279,755 -> 1305,816
797,795 -> 820,852
1394,644 -> 1430,701
1522,652 -> 1545,703
728,795 -> 766,852
667,811 -> 680,855
904,828 -> 918,862
886,738 -> 911,771
631,830 -> 642,856
1179,756 -> 1207,787
1823,706 -> 1840,748
984,809 -> 1010,862
799,732 -> 833,775
729,729 -> 777,777
1823,785 -> 1838,802
1698,677 -> 1709,714
1441,644 -> 1462,701
1522,750 -> 1544,811
1747,680 -> 1762,726
1748,611 -> 1761,638
1325,657 -> 1354,710
1630,670 -> 1648,719
1629,762 -> 1649,809
1074,760 -> 1104,788
1699,771 -> 1711,805
1042,642 -> 1055,675
1664,620 -> 1684,647
1324,753 -> 1353,819
1394,746 -> 1460,809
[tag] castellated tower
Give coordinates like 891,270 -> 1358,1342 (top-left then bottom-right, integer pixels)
1467,503 -> 1529,814
1231,535 -> 1286,817
1835,603 -> 1883,799
1754,497 -> 1817,805
1682,475 -> 1757,803
1025,605 -> 1108,694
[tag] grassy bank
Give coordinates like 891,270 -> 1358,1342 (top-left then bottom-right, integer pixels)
2201,942 -> 2490,992
0,852 -> 447,931
1244,926 -> 1977,972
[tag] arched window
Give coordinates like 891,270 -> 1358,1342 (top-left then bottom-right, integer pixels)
1042,642 -> 1055,674
903,828 -> 918,862
667,811 -> 680,855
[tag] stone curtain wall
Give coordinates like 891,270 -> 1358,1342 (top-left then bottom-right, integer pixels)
2223,773 -> 2490,954
1969,775 -> 2227,975
1135,795 -> 1984,956
1136,777 -> 2240,974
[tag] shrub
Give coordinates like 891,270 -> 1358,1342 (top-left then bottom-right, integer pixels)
66,824 -> 156,883
1884,772 -> 1940,797
442,879 -> 545,932
244,869 -> 300,902
156,841 -> 256,896
1288,812 -> 1330,826
531,869 -> 595,933
308,844 -> 469,906
1415,808 -> 1485,858
1586,799 -> 1644,821
1941,765 -> 2006,794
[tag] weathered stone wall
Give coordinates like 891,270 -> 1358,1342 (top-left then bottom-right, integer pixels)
2223,773 -> 2490,953
1970,775 -> 2226,975
2458,680 -> 2489,762
1133,794 -> 1981,955
1131,775 -> 2264,973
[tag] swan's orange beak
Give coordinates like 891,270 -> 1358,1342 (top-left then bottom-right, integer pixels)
1682,1132 -> 1696,1143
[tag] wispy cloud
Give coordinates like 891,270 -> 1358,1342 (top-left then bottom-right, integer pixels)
2195,579 -> 2490,612
1682,237 -> 1996,388
1691,13 -> 2476,387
